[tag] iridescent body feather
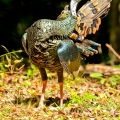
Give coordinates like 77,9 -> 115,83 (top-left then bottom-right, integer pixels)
22,0 -> 112,107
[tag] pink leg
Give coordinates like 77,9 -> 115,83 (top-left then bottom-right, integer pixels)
57,69 -> 64,107
59,82 -> 63,107
39,80 -> 47,106
39,67 -> 48,106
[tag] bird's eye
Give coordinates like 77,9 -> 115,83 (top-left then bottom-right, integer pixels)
61,11 -> 65,14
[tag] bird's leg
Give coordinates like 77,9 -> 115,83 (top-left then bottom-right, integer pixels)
40,80 -> 47,105
39,68 -> 48,106
57,69 -> 64,107
59,82 -> 63,107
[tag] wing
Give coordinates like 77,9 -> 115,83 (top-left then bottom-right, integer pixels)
22,33 -> 29,55
57,39 -> 81,78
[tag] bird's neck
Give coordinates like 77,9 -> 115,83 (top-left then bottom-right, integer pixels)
55,14 -> 77,36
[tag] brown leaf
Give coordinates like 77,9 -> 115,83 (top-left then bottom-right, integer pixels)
0,87 -> 5,92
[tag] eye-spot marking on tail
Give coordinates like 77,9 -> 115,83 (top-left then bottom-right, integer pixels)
92,19 -> 98,28
69,33 -> 78,40
77,35 -> 84,41
77,11 -> 85,19
88,1 -> 98,8
79,23 -> 86,29
77,10 -> 86,19
89,2 -> 95,8
86,17 -> 101,34
92,7 -> 100,14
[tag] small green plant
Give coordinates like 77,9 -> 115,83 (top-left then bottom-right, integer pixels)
0,63 -> 7,72
0,81 -> 4,87
24,80 -> 31,87
27,64 -> 38,77
27,69 -> 34,77
90,72 -> 120,87
114,64 -> 120,68
28,89 -> 35,95
0,72 -> 7,79
70,91 -> 98,106
108,75 -> 120,86
90,72 -> 106,84
0,45 -> 24,73
70,91 -> 83,104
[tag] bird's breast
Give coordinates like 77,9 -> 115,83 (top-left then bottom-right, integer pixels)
29,39 -> 63,72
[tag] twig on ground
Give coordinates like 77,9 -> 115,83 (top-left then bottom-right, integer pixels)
106,43 -> 120,59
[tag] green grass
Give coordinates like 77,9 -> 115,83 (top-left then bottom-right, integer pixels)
0,49 -> 120,119
0,66 -> 120,119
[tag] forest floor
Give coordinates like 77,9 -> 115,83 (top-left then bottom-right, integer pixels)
0,62 -> 120,120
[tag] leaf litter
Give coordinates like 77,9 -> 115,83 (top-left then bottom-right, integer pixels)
0,64 -> 120,119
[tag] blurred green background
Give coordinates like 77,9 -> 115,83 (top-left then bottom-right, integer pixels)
0,0 -> 119,63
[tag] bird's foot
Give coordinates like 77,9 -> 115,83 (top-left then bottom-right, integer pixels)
39,80 -> 47,107
35,103 -> 46,112
60,99 -> 63,108
39,95 -> 44,106
37,100 -> 45,110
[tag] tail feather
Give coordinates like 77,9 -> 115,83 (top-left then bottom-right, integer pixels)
79,0 -> 111,21
75,39 -> 101,56
94,4 -> 110,19
76,0 -> 112,37
57,0 -> 112,41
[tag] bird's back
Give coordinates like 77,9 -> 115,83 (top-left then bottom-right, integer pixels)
22,0 -> 113,74
24,12 -> 76,72
31,40 -> 63,72
26,24 -> 63,71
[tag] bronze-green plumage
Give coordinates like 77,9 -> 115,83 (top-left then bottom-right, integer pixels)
22,0 -> 112,107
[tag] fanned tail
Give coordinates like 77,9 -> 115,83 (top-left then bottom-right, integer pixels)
69,0 -> 112,41
57,0 -> 112,59
75,39 -> 101,57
